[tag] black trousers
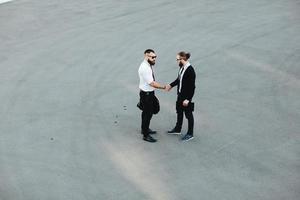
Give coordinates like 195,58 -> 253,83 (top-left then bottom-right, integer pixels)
140,90 -> 154,136
175,96 -> 194,135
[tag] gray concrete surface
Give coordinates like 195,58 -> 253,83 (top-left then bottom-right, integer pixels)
0,0 -> 299,199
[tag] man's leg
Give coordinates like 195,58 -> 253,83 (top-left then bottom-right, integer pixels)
141,110 -> 153,136
140,92 -> 156,142
175,101 -> 184,131
140,92 -> 153,136
168,100 -> 183,134
185,110 -> 194,136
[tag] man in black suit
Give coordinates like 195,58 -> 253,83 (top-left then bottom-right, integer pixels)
166,51 -> 196,141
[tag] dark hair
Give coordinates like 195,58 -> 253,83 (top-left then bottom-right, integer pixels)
144,49 -> 155,54
178,51 -> 191,61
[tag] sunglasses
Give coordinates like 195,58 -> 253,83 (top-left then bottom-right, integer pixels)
149,56 -> 157,59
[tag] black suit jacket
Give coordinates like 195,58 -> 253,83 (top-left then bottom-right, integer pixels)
170,65 -> 196,101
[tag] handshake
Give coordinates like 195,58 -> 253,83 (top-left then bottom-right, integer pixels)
157,83 -> 190,107
151,81 -> 172,92
164,84 -> 172,92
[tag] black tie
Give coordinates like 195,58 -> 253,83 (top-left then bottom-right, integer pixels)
151,66 -> 155,81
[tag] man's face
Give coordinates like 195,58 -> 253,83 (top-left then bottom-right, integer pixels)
147,53 -> 157,65
176,56 -> 183,67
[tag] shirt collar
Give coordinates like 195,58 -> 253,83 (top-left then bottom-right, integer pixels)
183,61 -> 190,70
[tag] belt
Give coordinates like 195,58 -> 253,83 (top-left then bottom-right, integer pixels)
140,90 -> 154,95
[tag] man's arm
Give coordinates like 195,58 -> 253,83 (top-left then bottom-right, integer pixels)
165,77 -> 179,91
140,66 -> 165,89
150,81 -> 166,89
170,78 -> 179,88
183,67 -> 196,106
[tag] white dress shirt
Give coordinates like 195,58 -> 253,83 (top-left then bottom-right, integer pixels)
138,60 -> 155,92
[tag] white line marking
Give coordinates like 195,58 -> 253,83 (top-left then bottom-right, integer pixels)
0,0 -> 14,4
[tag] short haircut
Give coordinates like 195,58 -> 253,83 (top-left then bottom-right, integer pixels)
178,51 -> 191,61
144,49 -> 155,54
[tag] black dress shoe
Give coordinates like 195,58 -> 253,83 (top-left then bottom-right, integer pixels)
148,128 -> 157,134
140,129 -> 157,135
167,128 -> 181,134
143,135 -> 157,143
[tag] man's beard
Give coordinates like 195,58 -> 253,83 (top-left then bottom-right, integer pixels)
148,59 -> 155,65
178,61 -> 183,67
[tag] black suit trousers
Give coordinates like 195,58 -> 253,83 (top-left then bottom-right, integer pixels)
175,96 -> 194,135
139,90 -> 154,136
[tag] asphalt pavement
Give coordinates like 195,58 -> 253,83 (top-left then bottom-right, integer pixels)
0,0 -> 299,199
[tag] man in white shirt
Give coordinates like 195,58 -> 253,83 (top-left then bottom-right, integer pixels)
138,49 -> 166,143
